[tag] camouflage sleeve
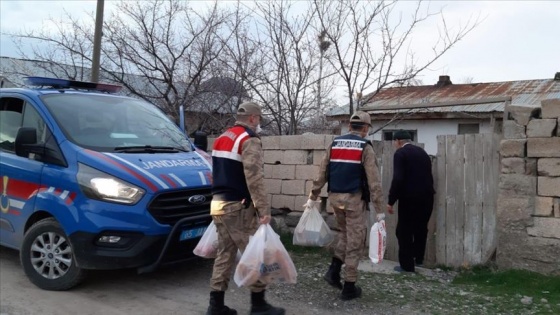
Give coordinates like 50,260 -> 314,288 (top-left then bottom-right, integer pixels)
309,147 -> 330,200
363,144 -> 385,214
241,137 -> 270,217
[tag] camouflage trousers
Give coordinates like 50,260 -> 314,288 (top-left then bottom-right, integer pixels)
329,192 -> 367,282
209,201 -> 265,292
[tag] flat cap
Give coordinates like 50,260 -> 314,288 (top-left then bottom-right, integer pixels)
393,130 -> 412,140
349,111 -> 371,126
236,101 -> 262,116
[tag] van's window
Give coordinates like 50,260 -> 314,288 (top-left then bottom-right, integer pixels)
41,93 -> 192,152
18,101 -> 64,165
0,98 -> 24,152
22,103 -> 48,143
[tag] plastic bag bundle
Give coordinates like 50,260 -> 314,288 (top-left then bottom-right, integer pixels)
368,220 -> 386,264
193,221 -> 219,258
293,203 -> 334,247
234,224 -> 297,287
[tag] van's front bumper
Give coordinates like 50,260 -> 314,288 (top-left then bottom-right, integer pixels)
69,214 -> 212,270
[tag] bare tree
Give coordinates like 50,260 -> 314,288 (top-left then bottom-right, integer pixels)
4,0 -> 479,136
97,0 -> 236,130
8,17 -> 97,82
460,76 -> 475,84
313,0 -> 479,116
210,1 -> 268,133
216,1 -> 339,135
316,30 -> 331,115
242,0 -> 336,135
6,0 -> 238,135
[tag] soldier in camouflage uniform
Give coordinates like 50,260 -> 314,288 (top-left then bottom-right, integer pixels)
307,111 -> 386,301
207,102 -> 285,315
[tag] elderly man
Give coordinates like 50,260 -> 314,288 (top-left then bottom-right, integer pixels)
388,130 -> 435,273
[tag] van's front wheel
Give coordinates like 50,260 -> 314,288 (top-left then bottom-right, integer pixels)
20,218 -> 86,290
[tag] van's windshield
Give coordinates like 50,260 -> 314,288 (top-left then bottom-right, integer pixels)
42,93 -> 192,152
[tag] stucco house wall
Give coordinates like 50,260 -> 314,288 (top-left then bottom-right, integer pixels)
338,119 -> 496,155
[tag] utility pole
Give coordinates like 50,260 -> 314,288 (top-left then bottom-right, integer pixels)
91,0 -> 104,83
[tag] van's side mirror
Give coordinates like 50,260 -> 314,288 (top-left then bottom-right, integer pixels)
15,127 -> 43,157
194,130 -> 208,151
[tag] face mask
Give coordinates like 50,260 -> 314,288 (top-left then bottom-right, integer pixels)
256,124 -> 262,134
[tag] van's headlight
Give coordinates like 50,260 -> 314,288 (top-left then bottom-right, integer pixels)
77,163 -> 145,204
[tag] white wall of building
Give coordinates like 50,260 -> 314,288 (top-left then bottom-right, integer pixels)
341,119 -> 495,155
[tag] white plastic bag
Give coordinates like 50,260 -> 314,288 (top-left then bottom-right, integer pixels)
234,224 -> 297,287
293,203 -> 334,247
369,220 -> 386,264
193,221 -> 218,258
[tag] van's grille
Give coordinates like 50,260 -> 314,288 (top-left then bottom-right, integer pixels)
147,188 -> 212,225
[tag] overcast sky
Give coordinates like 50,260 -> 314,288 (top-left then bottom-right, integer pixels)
1,0 -> 559,86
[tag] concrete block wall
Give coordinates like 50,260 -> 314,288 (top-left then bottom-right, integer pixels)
205,134 -> 335,214
497,99 -> 560,275
262,135 -> 335,213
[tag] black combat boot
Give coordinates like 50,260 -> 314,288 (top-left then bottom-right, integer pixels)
250,290 -> 285,315
340,281 -> 362,300
323,257 -> 343,289
206,291 -> 237,315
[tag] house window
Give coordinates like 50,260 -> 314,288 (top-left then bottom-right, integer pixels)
383,129 -> 417,141
458,123 -> 479,135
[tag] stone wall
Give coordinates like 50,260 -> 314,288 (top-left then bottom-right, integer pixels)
498,99 -> 560,274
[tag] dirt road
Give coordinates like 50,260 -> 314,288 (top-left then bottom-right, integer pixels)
0,246 -> 332,315
6,244 -> 542,315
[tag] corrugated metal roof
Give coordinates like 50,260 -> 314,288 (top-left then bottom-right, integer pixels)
369,102 -> 505,114
511,92 -> 560,106
362,79 -> 560,112
328,78 -> 560,116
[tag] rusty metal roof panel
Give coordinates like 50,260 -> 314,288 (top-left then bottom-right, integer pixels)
369,102 -> 504,114
326,102 -> 504,116
358,79 -> 560,112
512,92 -> 560,106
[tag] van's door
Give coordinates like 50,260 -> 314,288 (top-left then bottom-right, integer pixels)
0,96 -> 47,248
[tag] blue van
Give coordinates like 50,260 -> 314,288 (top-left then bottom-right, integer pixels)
0,77 -> 212,290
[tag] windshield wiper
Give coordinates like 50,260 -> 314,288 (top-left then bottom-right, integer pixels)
114,145 -> 188,153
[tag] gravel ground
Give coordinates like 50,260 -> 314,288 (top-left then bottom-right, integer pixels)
2,240 -> 556,315
264,249 -> 558,315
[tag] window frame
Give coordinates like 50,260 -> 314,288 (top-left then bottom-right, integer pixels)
0,96 -> 65,166
0,97 -> 25,153
383,129 -> 417,142
457,123 -> 480,135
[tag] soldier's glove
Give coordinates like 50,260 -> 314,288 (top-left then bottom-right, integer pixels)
376,213 -> 386,222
